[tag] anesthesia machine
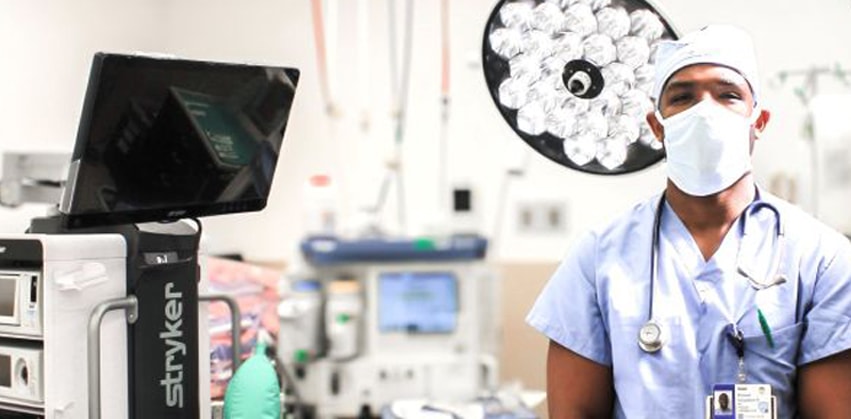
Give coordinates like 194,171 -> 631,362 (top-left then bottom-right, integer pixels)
278,235 -> 501,418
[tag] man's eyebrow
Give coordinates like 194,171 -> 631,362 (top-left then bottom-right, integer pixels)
715,78 -> 749,89
664,80 -> 695,92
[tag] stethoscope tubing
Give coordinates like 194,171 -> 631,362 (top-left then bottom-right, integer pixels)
640,192 -> 785,353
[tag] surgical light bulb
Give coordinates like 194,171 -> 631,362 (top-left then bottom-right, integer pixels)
528,78 -> 564,112
489,27 -> 524,60
621,89 -> 652,118
601,62 -> 635,96
545,0 -> 581,10
589,90 -> 621,118
546,106 -> 578,139
583,34 -> 616,67
542,55 -> 568,78
500,2 -> 535,30
563,133 -> 597,165
584,0 -> 612,11
564,3 -> 597,37
576,110 -> 608,140
498,78 -> 530,109
509,54 -> 542,86
553,31 -> 584,61
596,137 -> 628,169
517,102 -> 547,135
616,36 -> 650,69
522,30 -> 557,58
573,0 -> 612,11
532,2 -> 566,34
563,96 -> 591,114
609,114 -> 640,143
634,64 -> 655,92
595,7 -> 630,40
630,9 -> 664,42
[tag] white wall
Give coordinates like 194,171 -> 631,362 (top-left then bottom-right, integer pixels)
0,0 -> 167,231
1,0 -> 850,262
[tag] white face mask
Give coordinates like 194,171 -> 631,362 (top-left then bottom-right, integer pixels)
656,100 -> 759,196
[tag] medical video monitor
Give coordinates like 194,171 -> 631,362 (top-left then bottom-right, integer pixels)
59,52 -> 300,228
378,271 -> 458,334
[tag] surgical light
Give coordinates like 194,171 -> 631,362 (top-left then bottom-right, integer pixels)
483,0 -> 678,174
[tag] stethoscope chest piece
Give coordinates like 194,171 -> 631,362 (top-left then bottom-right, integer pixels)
638,320 -> 664,353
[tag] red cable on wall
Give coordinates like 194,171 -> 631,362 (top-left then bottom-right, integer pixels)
440,0 -> 450,100
310,0 -> 333,114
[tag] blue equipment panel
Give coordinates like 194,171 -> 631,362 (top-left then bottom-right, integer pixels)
300,235 -> 488,265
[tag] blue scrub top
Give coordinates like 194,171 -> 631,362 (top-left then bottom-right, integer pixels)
527,191 -> 851,419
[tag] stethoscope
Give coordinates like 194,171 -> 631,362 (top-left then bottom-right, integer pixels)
637,193 -> 787,353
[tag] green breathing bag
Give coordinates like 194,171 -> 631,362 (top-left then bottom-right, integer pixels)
223,341 -> 281,419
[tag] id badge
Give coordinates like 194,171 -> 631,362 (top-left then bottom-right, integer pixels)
707,384 -> 774,419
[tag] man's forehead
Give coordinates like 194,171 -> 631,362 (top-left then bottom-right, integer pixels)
664,64 -> 750,90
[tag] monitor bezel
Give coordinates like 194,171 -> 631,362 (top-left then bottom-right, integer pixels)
58,52 -> 300,229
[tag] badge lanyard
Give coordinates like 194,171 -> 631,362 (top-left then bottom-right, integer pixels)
726,324 -> 747,383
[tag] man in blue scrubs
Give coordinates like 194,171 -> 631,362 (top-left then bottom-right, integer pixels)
527,25 -> 851,418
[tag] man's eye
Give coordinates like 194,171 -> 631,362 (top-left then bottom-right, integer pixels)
668,94 -> 690,104
721,92 -> 743,100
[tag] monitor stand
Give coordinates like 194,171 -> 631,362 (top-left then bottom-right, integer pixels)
29,215 -> 202,419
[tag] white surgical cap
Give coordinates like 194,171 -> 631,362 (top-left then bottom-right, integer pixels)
652,24 -> 760,106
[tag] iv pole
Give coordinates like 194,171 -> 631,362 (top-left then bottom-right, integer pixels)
771,64 -> 851,219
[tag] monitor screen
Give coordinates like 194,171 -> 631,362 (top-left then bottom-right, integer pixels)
0,354 -> 9,388
59,52 -> 300,228
0,278 -> 16,317
378,271 -> 458,334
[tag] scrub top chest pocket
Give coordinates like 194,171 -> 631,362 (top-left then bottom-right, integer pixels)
612,317 -> 695,415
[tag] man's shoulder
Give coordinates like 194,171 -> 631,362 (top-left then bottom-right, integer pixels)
763,193 -> 847,239
761,192 -> 850,256
589,193 -> 659,240
574,193 -> 658,257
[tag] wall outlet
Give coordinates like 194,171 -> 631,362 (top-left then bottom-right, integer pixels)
515,201 -> 569,234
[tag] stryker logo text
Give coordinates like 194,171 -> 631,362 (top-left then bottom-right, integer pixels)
159,282 -> 185,408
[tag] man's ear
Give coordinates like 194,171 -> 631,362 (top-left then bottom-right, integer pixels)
646,111 -> 664,144
753,109 -> 771,139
